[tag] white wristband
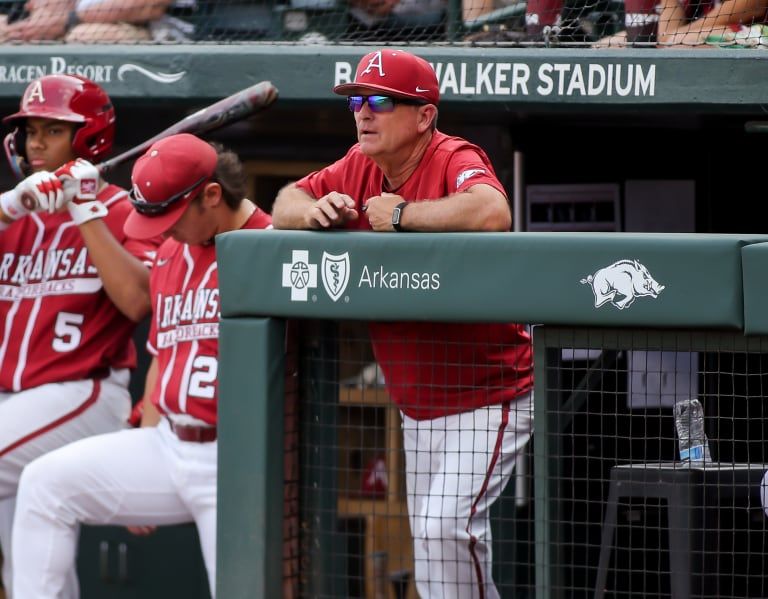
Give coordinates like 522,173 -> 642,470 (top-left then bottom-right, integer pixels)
67,200 -> 108,225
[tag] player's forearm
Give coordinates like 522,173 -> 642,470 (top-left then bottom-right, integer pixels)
79,220 -> 151,322
140,359 -> 161,427
140,395 -> 162,426
272,183 -> 319,230
400,185 -> 511,232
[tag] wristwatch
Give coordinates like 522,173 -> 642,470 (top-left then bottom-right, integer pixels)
392,201 -> 408,232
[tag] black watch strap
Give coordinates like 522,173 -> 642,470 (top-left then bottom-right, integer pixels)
392,201 -> 408,232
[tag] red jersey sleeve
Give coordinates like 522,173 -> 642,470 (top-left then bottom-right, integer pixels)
444,146 -> 507,197
295,150 -> 356,201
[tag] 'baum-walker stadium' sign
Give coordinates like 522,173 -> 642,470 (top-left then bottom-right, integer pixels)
334,60 -> 656,98
0,48 -> 758,105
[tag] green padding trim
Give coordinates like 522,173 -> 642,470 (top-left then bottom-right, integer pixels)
742,242 -> 768,335
217,317 -> 285,599
217,231 -> 768,328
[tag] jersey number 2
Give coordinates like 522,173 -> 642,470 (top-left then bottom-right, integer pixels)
53,312 -> 84,353
189,356 -> 217,399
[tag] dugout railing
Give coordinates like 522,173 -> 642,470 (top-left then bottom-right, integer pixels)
216,231 -> 768,599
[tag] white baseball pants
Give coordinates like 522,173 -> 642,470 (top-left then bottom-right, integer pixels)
402,392 -> 533,599
0,370 -> 131,599
12,417 -> 217,599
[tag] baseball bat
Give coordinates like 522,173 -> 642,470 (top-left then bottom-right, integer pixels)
97,81 -> 279,175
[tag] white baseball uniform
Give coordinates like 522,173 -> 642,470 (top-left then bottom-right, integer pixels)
0,184 -> 157,598
11,208 -> 271,599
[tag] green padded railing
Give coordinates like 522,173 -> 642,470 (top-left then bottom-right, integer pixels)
216,231 -> 768,598
219,231 -> 768,329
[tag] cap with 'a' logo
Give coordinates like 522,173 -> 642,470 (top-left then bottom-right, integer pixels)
123,133 -> 217,240
333,49 -> 439,105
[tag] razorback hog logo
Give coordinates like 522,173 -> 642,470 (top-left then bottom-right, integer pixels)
580,259 -> 665,310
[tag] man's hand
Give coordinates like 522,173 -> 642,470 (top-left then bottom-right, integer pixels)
1,171 -> 67,221
306,192 -> 359,229
54,159 -> 107,225
363,192 -> 404,232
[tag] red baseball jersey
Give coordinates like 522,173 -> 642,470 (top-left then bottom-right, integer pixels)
147,207 -> 272,426
297,131 -> 533,420
0,185 -> 158,392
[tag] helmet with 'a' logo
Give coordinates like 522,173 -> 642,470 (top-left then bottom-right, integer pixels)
3,74 -> 115,173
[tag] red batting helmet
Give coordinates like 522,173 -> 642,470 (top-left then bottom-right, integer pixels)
3,74 -> 115,166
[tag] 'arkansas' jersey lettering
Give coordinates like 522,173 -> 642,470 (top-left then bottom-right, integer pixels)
0,247 -> 98,284
148,207 -> 271,426
0,185 -> 160,392
157,288 -> 220,330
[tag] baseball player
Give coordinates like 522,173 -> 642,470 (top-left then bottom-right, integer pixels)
273,49 -> 533,598
0,74 -> 157,597
11,133 -> 272,599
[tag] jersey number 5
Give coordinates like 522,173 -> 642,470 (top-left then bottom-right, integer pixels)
52,312 -> 84,353
189,355 -> 218,399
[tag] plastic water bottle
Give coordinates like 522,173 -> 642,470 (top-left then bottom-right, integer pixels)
674,397 -> 712,462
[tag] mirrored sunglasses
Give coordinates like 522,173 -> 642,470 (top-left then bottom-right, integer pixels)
129,175 -> 209,216
347,95 -> 426,113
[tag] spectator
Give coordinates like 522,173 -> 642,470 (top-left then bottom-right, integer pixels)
596,0 -> 768,46
272,49 -> 534,599
463,0 -> 606,44
0,0 -> 191,43
0,74 -> 157,598
345,0 -> 446,41
67,0 -> 193,42
10,134 -> 272,599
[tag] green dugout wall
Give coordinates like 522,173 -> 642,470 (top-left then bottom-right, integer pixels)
216,231 -> 768,598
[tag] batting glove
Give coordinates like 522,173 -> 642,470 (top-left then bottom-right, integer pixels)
54,159 -> 107,225
0,171 -> 65,220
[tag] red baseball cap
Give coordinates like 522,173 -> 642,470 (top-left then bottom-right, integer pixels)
124,133 -> 217,240
333,49 -> 439,105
